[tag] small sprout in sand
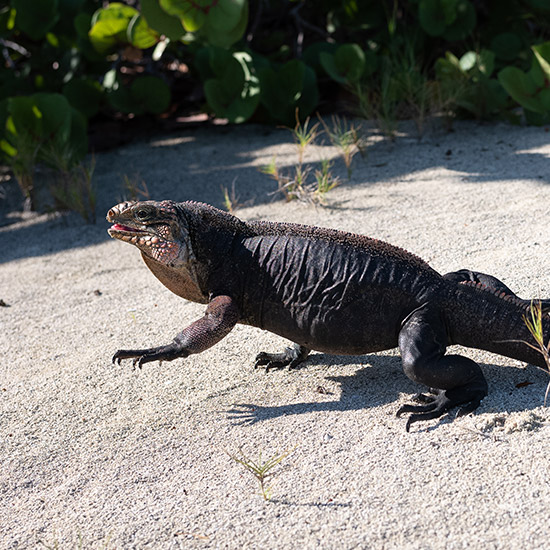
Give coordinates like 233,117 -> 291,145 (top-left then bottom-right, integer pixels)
226,446 -> 296,501
320,115 -> 366,179
221,178 -> 249,213
522,301 -> 550,405
314,158 -> 340,203
123,174 -> 150,202
289,110 -> 320,166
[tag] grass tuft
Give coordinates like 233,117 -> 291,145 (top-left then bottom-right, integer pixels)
226,446 -> 296,500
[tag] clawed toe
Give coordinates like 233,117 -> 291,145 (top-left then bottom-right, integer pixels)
398,386 -> 486,432
254,345 -> 310,371
254,352 -> 287,371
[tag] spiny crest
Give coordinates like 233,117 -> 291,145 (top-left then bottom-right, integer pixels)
458,280 -> 534,312
247,219 -> 434,272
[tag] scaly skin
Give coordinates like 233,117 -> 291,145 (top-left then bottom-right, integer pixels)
107,200 -> 550,430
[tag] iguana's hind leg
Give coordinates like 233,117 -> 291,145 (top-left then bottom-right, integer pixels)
444,269 -> 550,311
443,269 -> 515,295
255,343 -> 310,371
397,303 -> 488,431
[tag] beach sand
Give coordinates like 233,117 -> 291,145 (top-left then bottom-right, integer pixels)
1,121 -> 550,548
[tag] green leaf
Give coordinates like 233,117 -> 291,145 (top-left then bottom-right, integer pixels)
444,0 -> 476,41
108,86 -> 140,114
207,0 -> 246,31
477,49 -> 495,76
160,0 -> 209,31
13,0 -> 59,40
34,93 -> 72,144
532,42 -> 550,82
130,76 -> 171,114
418,0 -> 452,36
459,51 -> 476,72
203,51 -> 260,123
302,42 -> 338,74
259,60 -> 318,125
498,66 -> 543,113
140,0 -> 185,40
491,32 -> 522,61
418,0 -> 475,40
63,78 -> 103,118
203,0 -> 248,47
89,3 -> 138,54
127,14 -> 159,49
320,43 -> 366,84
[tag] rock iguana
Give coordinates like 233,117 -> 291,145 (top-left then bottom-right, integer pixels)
107,200 -> 550,430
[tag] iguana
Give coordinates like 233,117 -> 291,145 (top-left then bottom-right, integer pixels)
107,200 -> 550,430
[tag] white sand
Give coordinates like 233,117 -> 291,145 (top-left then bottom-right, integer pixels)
1,121 -> 550,549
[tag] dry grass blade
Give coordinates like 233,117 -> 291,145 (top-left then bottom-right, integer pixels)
522,301 -> 550,405
226,446 -> 296,500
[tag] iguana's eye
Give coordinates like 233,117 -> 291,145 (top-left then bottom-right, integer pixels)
135,207 -> 153,221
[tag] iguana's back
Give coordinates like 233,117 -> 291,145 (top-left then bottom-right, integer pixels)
221,219 -> 444,355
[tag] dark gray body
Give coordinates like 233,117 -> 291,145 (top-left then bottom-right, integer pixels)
227,229 -> 438,355
108,200 -> 550,429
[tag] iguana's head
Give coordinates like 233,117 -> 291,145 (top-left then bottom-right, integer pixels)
107,200 -> 195,267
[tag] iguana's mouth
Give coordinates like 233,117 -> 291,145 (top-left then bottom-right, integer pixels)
108,223 -> 149,240
110,223 -> 141,232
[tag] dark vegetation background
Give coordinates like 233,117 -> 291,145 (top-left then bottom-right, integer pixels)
0,0 -> 549,218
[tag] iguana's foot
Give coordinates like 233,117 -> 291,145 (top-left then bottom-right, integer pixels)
113,343 -> 188,369
396,384 -> 486,432
254,344 -> 310,371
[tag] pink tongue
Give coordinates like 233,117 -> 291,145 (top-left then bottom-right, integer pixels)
112,223 -> 136,231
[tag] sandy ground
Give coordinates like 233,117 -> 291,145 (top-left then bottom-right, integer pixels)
1,120 -> 550,549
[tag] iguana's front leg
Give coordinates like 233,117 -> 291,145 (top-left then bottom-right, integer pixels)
255,343 -> 311,371
113,295 -> 239,368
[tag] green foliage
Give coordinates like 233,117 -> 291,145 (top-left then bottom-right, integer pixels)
159,0 -> 248,46
522,301 -> 550,405
62,78 -> 103,118
498,42 -> 550,124
12,0 -> 59,41
226,446 -> 296,500
140,0 -> 185,40
436,49 -> 508,119
258,60 -> 319,125
1,0 -> 550,191
0,92 -> 88,208
418,0 -> 476,41
201,48 -> 260,123
320,43 -> 368,85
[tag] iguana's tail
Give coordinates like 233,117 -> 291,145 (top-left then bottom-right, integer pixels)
444,277 -> 550,371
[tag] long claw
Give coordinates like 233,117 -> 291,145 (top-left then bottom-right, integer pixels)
254,345 -> 310,371
398,386 -> 485,431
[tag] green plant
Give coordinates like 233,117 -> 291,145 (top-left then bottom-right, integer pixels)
498,42 -> 550,125
199,47 -> 260,123
48,155 -> 96,224
436,49 -> 509,120
258,59 -> 319,126
418,0 -> 477,41
123,174 -> 150,202
0,92 -> 88,209
320,43 -> 377,86
320,115 -> 365,179
314,158 -> 340,203
522,301 -> 550,405
226,446 -> 295,500
290,110 -> 320,165
260,114 -> 347,204
221,178 -> 249,212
